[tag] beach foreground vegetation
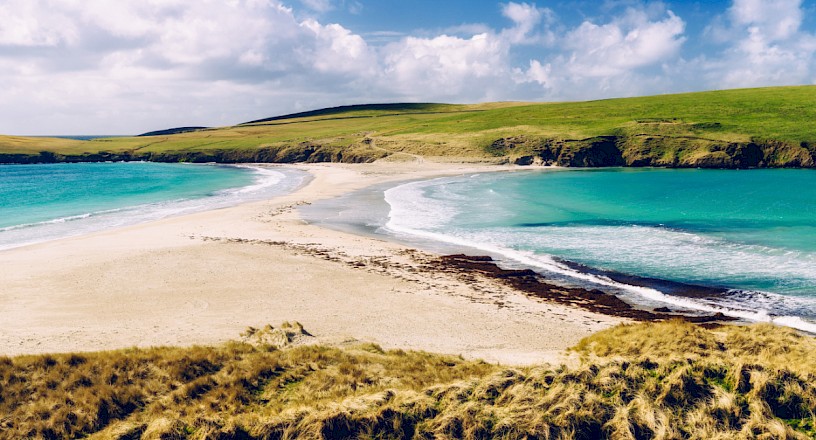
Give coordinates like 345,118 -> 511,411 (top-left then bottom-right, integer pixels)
3,321 -> 815,439
2,86 -> 816,168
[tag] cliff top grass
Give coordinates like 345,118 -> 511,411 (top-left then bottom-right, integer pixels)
4,321 -> 816,439
2,85 -> 815,161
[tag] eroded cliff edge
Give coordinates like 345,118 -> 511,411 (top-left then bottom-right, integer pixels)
493,134 -> 816,168
2,133 -> 815,168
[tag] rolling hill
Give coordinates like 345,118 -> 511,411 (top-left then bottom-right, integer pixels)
2,86 -> 816,168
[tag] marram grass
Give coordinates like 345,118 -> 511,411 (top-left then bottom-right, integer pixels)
2,321 -> 815,439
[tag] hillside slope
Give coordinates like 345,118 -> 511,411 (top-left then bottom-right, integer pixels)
2,86 -> 816,168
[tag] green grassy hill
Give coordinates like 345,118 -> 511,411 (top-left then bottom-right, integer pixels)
3,86 -> 816,167
3,321 -> 816,439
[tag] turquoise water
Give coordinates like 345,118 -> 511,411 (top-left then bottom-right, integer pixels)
0,162 -> 303,249
383,168 -> 816,331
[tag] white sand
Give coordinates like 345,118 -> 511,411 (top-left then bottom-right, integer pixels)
0,162 -> 623,365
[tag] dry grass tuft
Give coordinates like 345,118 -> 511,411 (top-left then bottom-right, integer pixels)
573,320 -> 816,375
239,322 -> 312,349
2,321 -> 815,439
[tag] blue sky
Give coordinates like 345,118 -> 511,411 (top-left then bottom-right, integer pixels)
1,0 -> 814,135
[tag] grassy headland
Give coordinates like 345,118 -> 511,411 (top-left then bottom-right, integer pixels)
4,321 -> 815,439
2,86 -> 816,167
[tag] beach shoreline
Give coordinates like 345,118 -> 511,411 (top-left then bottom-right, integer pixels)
0,163 -> 310,252
1,161 -> 634,365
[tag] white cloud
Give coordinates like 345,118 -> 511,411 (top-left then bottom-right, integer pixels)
381,33 -> 508,98
299,19 -> 376,76
500,2 -> 549,44
701,0 -> 816,89
0,1 -> 692,133
0,0 -> 815,135
510,4 -> 686,100
0,0 -> 79,46
729,0 -> 802,41
514,60 -> 551,86
560,8 -> 685,77
373,2 -> 556,100
0,0 -> 376,133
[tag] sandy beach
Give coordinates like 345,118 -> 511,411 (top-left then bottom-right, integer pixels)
0,161 -> 623,365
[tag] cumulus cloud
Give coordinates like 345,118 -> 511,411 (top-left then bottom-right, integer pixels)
561,8 -> 685,76
511,3 -> 685,98
299,19 -> 376,76
701,0 -> 816,88
730,0 -> 802,40
514,60 -> 551,86
381,33 -> 508,98
500,2 -> 552,44
0,0 -> 814,135
0,0 -> 376,133
374,2 -> 551,100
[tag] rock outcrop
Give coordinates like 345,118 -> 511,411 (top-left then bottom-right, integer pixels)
3,135 -> 816,168
494,135 -> 816,169
0,142 -> 388,165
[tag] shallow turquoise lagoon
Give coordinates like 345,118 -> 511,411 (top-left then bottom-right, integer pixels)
0,162 -> 303,249
383,168 -> 816,331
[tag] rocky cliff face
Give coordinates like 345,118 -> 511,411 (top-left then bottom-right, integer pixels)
492,136 -> 624,167
3,135 -> 816,168
0,142 -> 388,165
498,135 -> 816,168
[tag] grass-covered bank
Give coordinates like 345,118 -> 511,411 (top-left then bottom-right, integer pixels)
3,321 -> 815,439
3,86 -> 816,168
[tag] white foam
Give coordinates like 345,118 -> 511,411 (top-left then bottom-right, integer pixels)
485,225 -> 816,293
383,177 -> 461,230
773,316 -> 816,333
0,165 -> 305,251
0,213 -> 92,232
382,177 -> 816,334
229,166 -> 287,194
384,218 -> 772,321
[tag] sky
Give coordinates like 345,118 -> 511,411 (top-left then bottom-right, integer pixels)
1,0 -> 815,135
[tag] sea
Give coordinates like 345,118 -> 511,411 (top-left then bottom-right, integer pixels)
0,162 -> 307,250
303,168 -> 816,333
6,163 -> 816,333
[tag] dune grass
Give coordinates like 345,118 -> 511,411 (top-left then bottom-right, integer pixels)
3,321 -> 815,439
2,86 -> 816,166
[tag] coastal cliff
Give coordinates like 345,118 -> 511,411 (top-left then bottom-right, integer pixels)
0,141 -> 389,165
3,134 -> 815,168
3,86 -> 816,168
497,134 -> 816,168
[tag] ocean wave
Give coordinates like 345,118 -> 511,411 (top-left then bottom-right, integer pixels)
0,165 -> 305,251
382,176 -> 816,334
228,166 -> 287,194
383,177 -> 462,229
480,225 -> 816,294
0,212 -> 95,232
